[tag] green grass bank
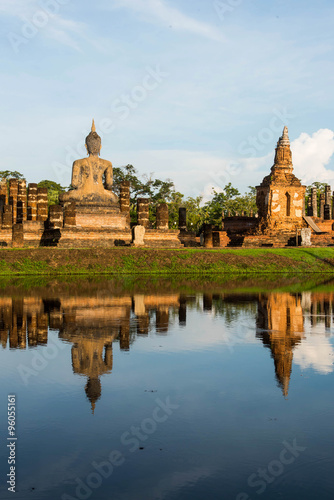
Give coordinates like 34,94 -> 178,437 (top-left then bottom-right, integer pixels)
1,247 -> 334,276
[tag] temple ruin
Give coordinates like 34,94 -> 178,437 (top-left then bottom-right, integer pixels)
1,124 -> 334,248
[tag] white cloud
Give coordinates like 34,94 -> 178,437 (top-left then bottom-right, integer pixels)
110,0 -> 225,42
136,311 -> 259,354
292,129 -> 334,186
110,149 -> 271,201
294,332 -> 334,375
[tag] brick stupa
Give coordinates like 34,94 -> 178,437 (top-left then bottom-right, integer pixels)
256,127 -> 306,234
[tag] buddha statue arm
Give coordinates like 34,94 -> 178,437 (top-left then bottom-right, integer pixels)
71,161 -> 81,189
104,162 -> 113,191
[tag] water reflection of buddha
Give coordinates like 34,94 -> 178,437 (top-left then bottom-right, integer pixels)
72,339 -> 113,413
257,293 -> 304,397
59,296 -> 132,413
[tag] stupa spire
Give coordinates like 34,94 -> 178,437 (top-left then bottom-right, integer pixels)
91,119 -> 96,133
278,126 -> 290,147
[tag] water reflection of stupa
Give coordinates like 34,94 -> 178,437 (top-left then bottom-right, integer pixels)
256,293 -> 304,397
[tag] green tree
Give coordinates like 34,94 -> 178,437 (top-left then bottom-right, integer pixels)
0,170 -> 25,180
113,165 -> 178,226
203,183 -> 257,228
203,183 -> 240,227
183,196 -> 204,233
305,182 -> 327,196
37,180 -> 66,206
167,191 -> 185,229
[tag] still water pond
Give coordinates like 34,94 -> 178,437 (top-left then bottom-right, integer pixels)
0,277 -> 333,500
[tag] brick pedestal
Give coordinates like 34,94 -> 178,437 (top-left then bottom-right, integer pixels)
12,223 -> 24,248
63,202 -> 76,228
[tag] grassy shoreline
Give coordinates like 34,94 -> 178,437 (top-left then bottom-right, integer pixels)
0,247 -> 334,275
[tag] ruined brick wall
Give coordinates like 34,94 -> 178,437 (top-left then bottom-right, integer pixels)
141,229 -> 183,248
223,216 -> 259,235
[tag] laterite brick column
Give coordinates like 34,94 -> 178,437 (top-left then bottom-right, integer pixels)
204,224 -> 213,248
325,185 -> 332,219
27,184 -> 38,221
2,206 -> 13,229
119,181 -> 130,225
311,188 -> 317,217
37,188 -> 48,222
156,203 -> 169,230
307,196 -> 313,216
324,204 -> 331,220
137,198 -> 150,228
9,179 -> 18,224
179,208 -> 187,230
320,193 -> 325,219
0,179 -> 8,217
17,179 -> 27,223
49,205 -> 64,229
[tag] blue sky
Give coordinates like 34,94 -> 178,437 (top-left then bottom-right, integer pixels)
1,0 -> 334,199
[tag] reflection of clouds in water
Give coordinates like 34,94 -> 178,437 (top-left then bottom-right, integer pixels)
136,312 -> 259,353
294,334 -> 334,374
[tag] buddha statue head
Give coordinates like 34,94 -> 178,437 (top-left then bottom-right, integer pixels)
85,119 -> 101,156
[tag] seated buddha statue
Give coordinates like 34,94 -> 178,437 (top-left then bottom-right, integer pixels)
61,120 -> 119,205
